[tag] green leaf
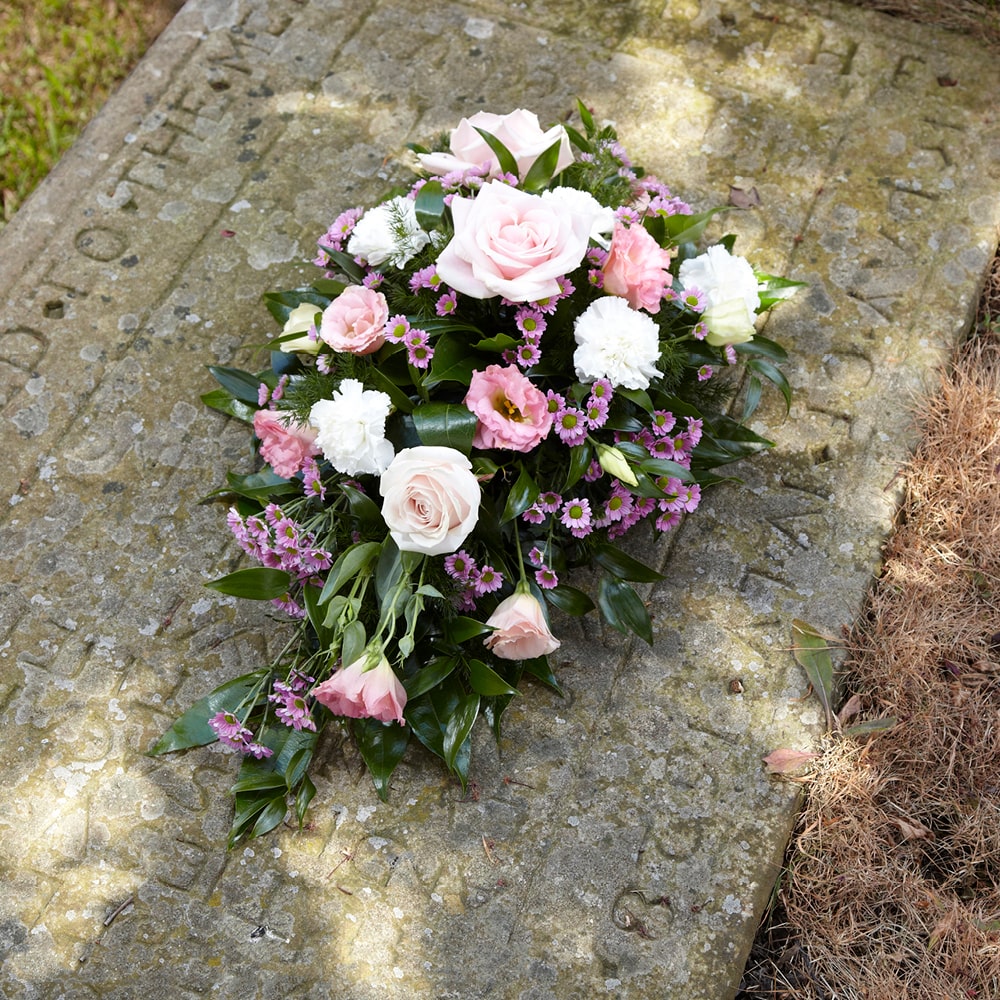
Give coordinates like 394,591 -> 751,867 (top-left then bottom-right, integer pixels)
404,656 -> 458,699
563,441 -> 594,492
414,179 -> 445,230
593,543 -> 663,583
747,357 -> 792,412
323,248 -> 366,283
302,584 -> 334,649
443,693 -> 479,773
639,458 -> 695,482
375,536 -> 404,602
147,671 -> 267,755
230,772 -> 289,793
576,98 -> 595,134
598,577 -> 653,645
522,136 -> 566,192
261,288 -> 330,326
616,386 -> 654,414
295,774 -> 317,825
564,123 -> 590,154
368,364 -> 416,415
341,482 -> 382,529
741,375 -> 763,422
312,278 -> 348,296
756,274 -> 808,311
226,725 -> 318,845
201,388 -> 257,423
426,333 -> 482,387
467,658 -> 518,697
407,678 -> 470,765
666,207 -> 726,246
544,584 -> 594,617
205,567 -> 292,600
444,616 -> 492,644
843,717 -> 898,738
791,619 -> 836,730
284,746 -> 314,789
522,655 -> 563,695
319,541 -> 381,604
473,127 -> 518,178
501,464 -> 540,524
341,620 -> 367,668
250,796 -> 289,839
224,469 -> 300,501
733,333 -> 788,364
412,403 -> 478,454
472,332 -> 519,353
229,794 -> 278,847
292,775 -> 316,826
352,718 -> 410,801
208,365 -> 263,405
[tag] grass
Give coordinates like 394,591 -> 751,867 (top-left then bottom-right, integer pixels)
0,0 -> 182,227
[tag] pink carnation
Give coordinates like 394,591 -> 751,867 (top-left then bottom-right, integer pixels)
319,285 -> 389,355
252,409 -> 320,479
465,364 -> 553,452
602,223 -> 674,314
312,653 -> 406,726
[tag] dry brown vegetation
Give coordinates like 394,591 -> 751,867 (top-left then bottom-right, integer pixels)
738,2 -> 1000,992
849,0 -> 1000,47
740,257 -> 1000,998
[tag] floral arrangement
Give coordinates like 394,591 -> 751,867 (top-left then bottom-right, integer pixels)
150,104 -> 801,846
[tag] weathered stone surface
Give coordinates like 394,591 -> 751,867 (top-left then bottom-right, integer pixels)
0,0 -> 997,997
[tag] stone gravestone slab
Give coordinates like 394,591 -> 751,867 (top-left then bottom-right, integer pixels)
0,0 -> 997,996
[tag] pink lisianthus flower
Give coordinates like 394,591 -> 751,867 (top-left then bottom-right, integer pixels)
319,285 -> 389,355
252,409 -> 320,479
312,651 -> 406,726
602,223 -> 674,314
484,586 -> 561,660
465,364 -> 553,452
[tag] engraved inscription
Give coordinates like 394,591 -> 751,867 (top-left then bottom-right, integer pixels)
74,226 -> 129,262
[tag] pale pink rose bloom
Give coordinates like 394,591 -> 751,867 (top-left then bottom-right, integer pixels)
484,590 -> 561,660
252,409 -> 320,479
465,365 -> 553,452
312,654 -> 406,726
418,109 -> 574,181
436,181 -> 596,303
602,223 -> 675,314
379,446 -> 481,556
319,285 -> 389,355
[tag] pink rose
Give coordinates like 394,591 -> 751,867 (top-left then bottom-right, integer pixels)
379,446 -> 481,556
484,589 -> 561,660
313,653 -> 406,726
435,180 -> 596,303
602,223 -> 674,314
418,109 -> 574,181
465,364 -> 552,452
252,409 -> 320,479
319,285 -> 389,355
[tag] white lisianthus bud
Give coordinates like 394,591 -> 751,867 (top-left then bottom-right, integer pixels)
595,443 -> 639,487
278,302 -> 322,354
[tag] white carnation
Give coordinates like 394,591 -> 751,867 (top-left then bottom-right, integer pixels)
678,245 -> 761,346
309,379 -> 394,476
346,196 -> 430,269
572,297 -> 661,390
